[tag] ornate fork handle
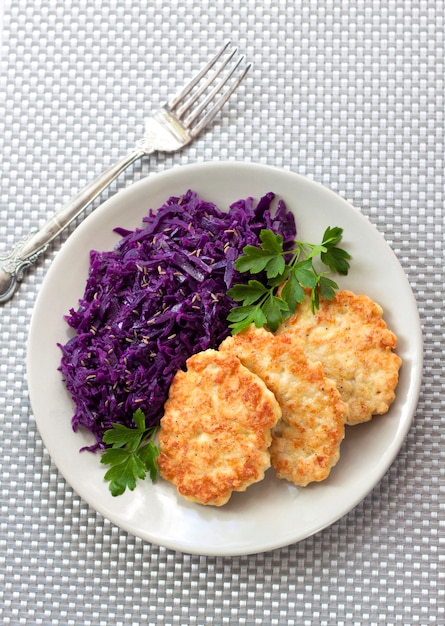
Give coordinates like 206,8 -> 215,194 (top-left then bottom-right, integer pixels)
0,145 -> 147,303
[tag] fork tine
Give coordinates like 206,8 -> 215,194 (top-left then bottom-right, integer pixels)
174,47 -> 239,119
167,40 -> 231,110
185,57 -> 251,135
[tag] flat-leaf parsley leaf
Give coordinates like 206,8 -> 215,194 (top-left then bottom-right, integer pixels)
101,408 -> 159,496
227,227 -> 351,333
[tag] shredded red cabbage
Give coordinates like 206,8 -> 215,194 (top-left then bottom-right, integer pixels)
58,190 -> 296,451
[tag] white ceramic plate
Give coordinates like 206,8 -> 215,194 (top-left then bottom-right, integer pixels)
27,161 -> 423,556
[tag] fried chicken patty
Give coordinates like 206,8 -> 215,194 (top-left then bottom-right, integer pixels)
276,289 -> 402,425
157,349 -> 282,506
220,327 -> 347,486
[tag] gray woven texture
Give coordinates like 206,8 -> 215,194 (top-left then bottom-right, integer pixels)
0,0 -> 443,624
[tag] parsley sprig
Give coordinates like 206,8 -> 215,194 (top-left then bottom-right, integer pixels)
100,409 -> 160,496
227,227 -> 351,333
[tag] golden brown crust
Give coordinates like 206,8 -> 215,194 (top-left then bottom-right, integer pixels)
157,349 -> 281,506
276,289 -> 402,425
220,327 -> 347,486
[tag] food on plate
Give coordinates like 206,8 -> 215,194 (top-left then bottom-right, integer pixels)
160,283 -> 402,503
227,226 -> 351,334
157,349 -> 282,506
58,190 -> 296,451
100,408 -> 160,497
220,326 -> 347,486
58,184 -> 402,502
275,289 -> 402,425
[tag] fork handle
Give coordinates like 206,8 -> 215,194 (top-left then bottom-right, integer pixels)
0,147 -> 145,303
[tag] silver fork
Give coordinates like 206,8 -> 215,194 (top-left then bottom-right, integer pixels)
0,41 -> 251,303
